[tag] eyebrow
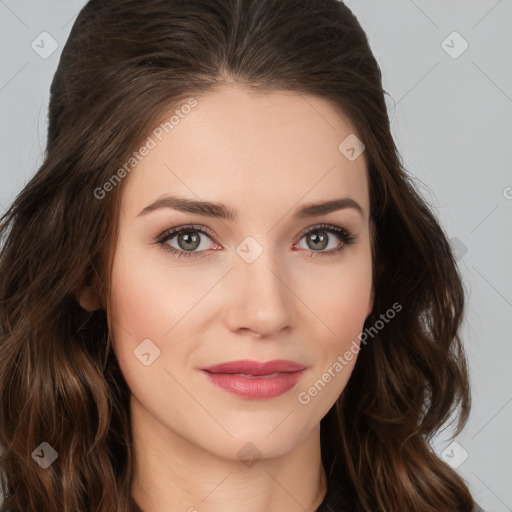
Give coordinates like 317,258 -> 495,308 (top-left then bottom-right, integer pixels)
137,194 -> 364,220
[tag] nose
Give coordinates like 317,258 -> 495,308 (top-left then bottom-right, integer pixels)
223,242 -> 294,338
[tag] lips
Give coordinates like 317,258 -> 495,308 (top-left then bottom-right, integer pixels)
201,359 -> 307,399
202,359 -> 306,376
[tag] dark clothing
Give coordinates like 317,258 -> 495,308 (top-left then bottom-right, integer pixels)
315,476 -> 352,511
313,479 -> 487,512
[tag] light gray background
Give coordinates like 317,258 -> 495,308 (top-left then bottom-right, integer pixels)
1,1 -> 511,511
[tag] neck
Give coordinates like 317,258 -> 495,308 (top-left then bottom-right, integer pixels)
129,394 -> 328,512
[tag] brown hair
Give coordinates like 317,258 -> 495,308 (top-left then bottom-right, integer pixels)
0,0 -> 475,510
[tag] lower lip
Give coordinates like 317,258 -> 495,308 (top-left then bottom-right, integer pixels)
202,369 -> 306,399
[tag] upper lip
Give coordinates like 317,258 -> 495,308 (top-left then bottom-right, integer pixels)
202,359 -> 306,376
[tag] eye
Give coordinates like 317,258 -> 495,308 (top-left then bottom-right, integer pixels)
155,223 -> 356,260
156,224 -> 217,259
293,223 -> 356,258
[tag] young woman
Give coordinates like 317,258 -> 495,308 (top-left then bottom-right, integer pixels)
0,0 -> 484,510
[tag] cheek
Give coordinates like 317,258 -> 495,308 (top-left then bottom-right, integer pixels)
108,237 -> 221,402
304,246 -> 372,347
327,281 -> 371,348
108,242 -> 194,414
298,242 -> 372,407
108,239 -> 182,383
295,262 -> 371,418
110,253 -> 165,345
109,240 -> 199,351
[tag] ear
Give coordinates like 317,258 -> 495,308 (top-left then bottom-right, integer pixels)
77,286 -> 103,312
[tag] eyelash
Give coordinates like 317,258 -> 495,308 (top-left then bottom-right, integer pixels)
155,223 -> 356,260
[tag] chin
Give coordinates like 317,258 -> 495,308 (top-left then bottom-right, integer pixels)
201,419 -> 316,462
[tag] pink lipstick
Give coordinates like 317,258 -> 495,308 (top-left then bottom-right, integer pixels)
201,359 -> 307,399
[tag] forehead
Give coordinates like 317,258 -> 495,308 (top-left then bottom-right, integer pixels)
121,85 -> 369,220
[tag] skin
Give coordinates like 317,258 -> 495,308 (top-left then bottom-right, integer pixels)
80,84 -> 374,512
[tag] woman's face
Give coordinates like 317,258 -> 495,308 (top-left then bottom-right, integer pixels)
108,85 -> 373,460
